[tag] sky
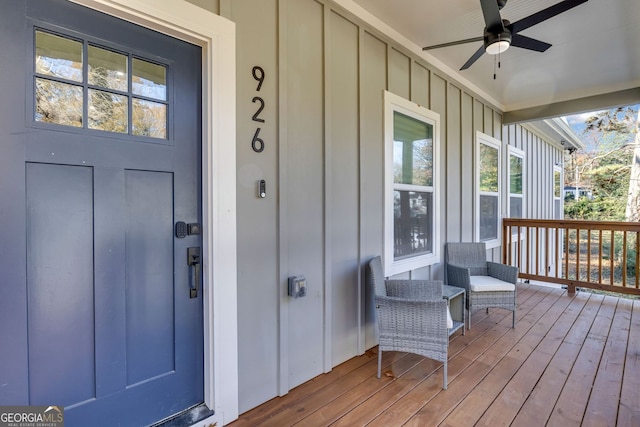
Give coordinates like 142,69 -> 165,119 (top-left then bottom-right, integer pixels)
563,104 -> 640,146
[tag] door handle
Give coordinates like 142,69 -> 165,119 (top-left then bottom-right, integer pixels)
187,247 -> 201,298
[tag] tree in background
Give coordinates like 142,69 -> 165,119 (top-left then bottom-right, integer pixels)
565,106 -> 639,221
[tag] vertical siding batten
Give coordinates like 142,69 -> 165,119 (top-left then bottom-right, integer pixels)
357,23 -> 365,356
430,74 -> 447,280
460,92 -> 474,242
361,30 -> 387,350
277,0 -> 290,398
328,9 -> 361,367
410,61 -> 430,108
231,0 -> 281,412
446,84 -> 462,245
323,2 -> 332,375
285,0 -> 325,389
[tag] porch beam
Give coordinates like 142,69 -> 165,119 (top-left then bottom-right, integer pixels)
503,88 -> 640,124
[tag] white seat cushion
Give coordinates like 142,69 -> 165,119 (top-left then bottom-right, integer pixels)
469,275 -> 516,292
446,307 -> 453,329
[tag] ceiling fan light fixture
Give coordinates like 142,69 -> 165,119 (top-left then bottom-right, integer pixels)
484,30 -> 512,55
486,40 -> 510,55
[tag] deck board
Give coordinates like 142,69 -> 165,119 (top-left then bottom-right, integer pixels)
228,283 -> 640,427
547,294 -> 616,426
618,300 -> 640,426
511,291 -> 593,425
583,297 -> 632,426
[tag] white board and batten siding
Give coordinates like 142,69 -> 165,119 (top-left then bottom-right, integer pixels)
188,0 -> 565,416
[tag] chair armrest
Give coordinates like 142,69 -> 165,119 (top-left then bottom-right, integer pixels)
385,280 -> 442,300
446,264 -> 471,292
487,262 -> 519,284
375,296 -> 448,336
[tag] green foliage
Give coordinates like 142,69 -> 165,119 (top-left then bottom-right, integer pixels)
479,143 -> 498,192
564,105 -> 637,222
564,196 -> 625,221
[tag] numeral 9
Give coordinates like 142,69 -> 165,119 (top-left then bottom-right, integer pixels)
252,66 -> 265,92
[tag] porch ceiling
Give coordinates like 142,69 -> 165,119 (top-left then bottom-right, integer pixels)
349,0 -> 640,122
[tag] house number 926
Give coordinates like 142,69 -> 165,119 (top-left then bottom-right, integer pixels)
251,66 -> 265,153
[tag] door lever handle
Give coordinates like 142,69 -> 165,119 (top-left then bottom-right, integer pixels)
187,247 -> 201,298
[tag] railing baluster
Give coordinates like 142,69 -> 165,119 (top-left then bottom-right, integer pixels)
610,230 -> 615,286
565,227 -> 570,280
623,231 -> 628,288
545,227 -> 550,277
555,227 -> 560,278
517,226 -> 521,271
598,229 -> 603,283
635,231 -> 640,289
526,226 -> 531,274
535,226 -> 540,276
587,230 -> 592,284
576,228 -> 581,282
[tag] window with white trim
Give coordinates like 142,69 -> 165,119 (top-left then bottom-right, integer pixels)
384,91 -> 440,275
475,132 -> 501,247
554,166 -> 563,219
508,146 -> 525,218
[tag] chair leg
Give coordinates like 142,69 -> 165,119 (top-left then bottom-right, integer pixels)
443,358 -> 448,390
377,348 -> 382,379
512,309 -> 516,328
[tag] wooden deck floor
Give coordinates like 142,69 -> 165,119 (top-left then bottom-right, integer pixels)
230,282 -> 640,426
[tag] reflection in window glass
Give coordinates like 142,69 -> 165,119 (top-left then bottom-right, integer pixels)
480,194 -> 499,241
394,190 -> 433,260
132,99 -> 167,139
88,89 -> 128,133
510,155 -> 523,194
33,29 -> 170,141
88,46 -> 128,91
554,170 -> 561,198
480,144 -> 499,192
393,112 -> 433,186
510,197 -> 522,218
132,58 -> 167,101
35,31 -> 82,82
35,78 -> 83,127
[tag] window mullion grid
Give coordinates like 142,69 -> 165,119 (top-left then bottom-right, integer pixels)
83,40 -> 89,130
128,54 -> 133,136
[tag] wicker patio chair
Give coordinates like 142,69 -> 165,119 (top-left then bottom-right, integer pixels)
367,256 -> 451,389
445,242 -> 518,330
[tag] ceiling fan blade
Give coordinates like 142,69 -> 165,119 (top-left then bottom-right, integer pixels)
423,36 -> 484,51
511,0 -> 588,33
480,0 -> 505,31
510,34 -> 552,52
460,45 -> 486,70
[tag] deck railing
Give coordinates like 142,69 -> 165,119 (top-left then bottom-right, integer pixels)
502,218 -> 640,295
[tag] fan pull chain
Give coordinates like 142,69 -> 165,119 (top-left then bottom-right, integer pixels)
494,55 -> 496,80
494,34 -> 501,80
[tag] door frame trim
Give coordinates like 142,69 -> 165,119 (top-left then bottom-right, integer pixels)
68,1 -> 238,424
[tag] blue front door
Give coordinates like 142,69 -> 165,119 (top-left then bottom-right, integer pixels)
0,1 -> 203,425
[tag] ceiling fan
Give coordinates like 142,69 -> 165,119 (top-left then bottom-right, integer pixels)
423,0 -> 588,70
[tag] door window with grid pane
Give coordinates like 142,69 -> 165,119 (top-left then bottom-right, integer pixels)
34,29 -> 168,141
